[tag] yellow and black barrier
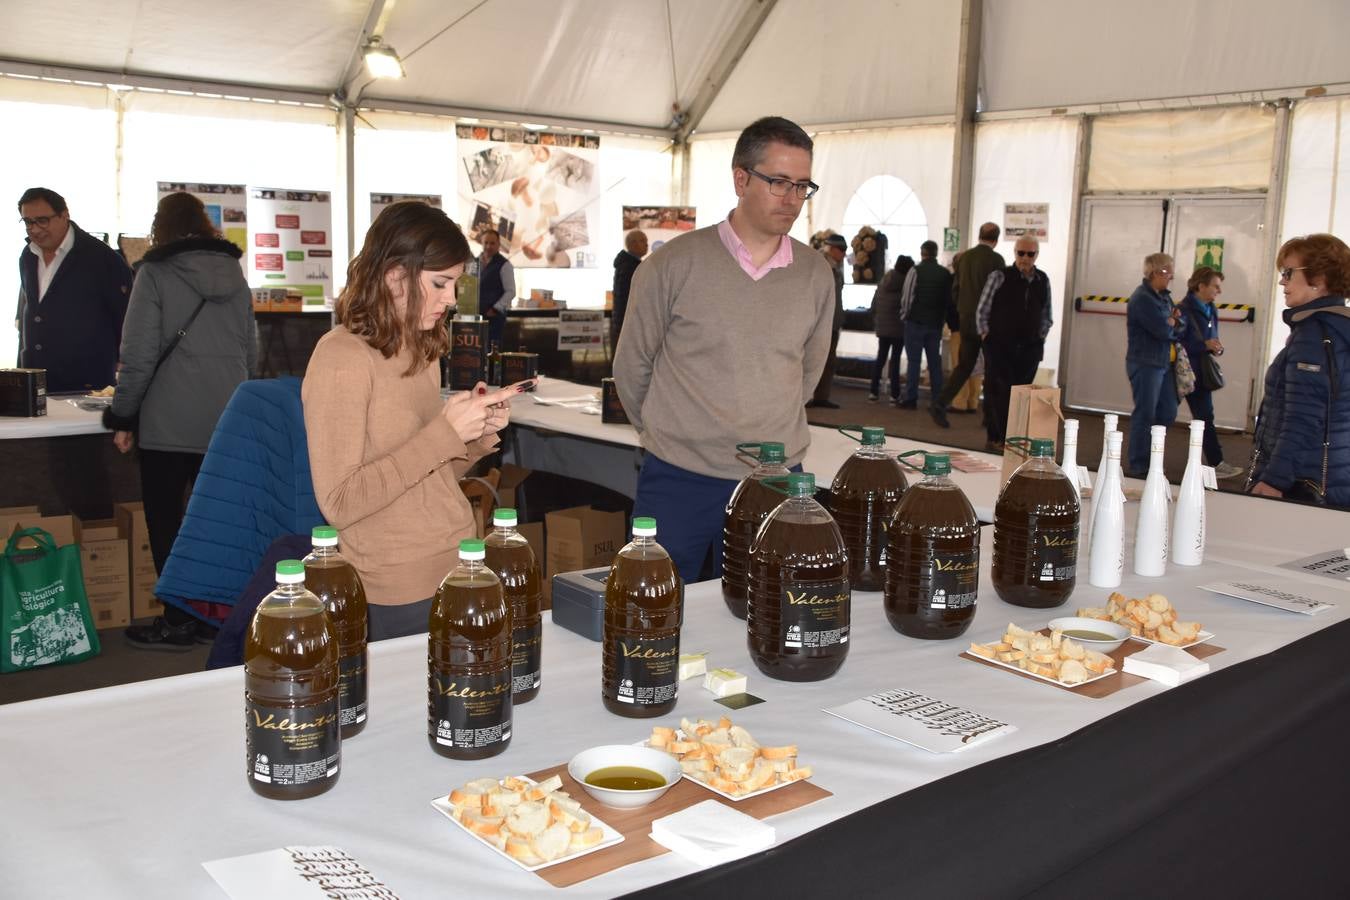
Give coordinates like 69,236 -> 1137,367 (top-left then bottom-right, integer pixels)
1073,296 -> 1255,322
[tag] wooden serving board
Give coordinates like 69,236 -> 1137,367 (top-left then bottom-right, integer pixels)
523,762 -> 832,888
961,635 -> 1225,699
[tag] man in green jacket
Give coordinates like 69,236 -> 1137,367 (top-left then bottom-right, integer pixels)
931,222 -> 1005,428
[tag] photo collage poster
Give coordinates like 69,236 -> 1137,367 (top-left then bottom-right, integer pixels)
154,182 -> 247,269
456,124 -> 601,269
370,192 -> 443,223
622,206 -> 697,255
247,188 -> 334,300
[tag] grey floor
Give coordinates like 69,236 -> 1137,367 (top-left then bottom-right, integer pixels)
0,380 -> 1255,708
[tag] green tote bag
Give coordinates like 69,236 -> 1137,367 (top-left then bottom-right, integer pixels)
1,527 -> 101,673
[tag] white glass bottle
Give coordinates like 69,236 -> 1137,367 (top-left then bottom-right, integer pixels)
1061,419 -> 1083,505
1088,432 -> 1125,588
1087,414 -> 1119,544
1172,419 -> 1207,566
1133,425 -> 1170,577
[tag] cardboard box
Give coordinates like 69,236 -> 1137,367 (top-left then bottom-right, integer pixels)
116,502 -> 163,620
0,508 -> 76,548
458,465 -> 534,538
543,506 -> 626,606
75,517 -> 130,630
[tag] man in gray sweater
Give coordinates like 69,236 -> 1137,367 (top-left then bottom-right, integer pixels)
614,116 -> 836,583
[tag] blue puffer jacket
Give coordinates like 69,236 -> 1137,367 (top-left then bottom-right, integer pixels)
1178,292 -> 1221,373
1250,296 -> 1350,507
155,377 -> 325,617
1126,279 -> 1186,367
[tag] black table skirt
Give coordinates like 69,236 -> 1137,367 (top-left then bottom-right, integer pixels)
625,617 -> 1350,899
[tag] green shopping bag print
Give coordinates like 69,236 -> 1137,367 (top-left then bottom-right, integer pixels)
2,527 -> 100,673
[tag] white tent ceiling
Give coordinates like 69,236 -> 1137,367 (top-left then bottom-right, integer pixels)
0,0 -> 1348,135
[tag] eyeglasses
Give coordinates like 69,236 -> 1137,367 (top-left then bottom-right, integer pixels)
1015,249 -> 1038,258
1279,266 -> 1308,281
1155,268 -> 1173,276
744,167 -> 819,200
20,214 -> 62,229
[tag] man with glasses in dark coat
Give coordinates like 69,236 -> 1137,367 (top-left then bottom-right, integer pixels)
977,235 -> 1052,453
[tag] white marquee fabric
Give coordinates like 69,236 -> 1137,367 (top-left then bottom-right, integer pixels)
1087,107 -> 1276,193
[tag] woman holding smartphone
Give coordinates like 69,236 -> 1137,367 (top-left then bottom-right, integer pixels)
303,201 -> 529,640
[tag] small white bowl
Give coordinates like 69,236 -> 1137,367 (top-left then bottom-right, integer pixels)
1047,616 -> 1130,654
567,744 -> 682,810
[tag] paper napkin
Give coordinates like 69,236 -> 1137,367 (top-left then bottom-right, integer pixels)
1122,643 -> 1209,687
650,800 -> 775,867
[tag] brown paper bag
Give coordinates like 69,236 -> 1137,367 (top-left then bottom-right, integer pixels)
999,384 -> 1064,485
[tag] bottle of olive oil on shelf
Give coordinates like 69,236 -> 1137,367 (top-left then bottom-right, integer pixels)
244,560 -> 340,801
992,438 -> 1081,609
602,518 -> 683,718
747,473 -> 851,682
428,539 -> 513,760
302,526 -> 368,739
884,452 -> 980,639
483,508 -> 542,703
830,426 -> 908,592
722,441 -> 790,619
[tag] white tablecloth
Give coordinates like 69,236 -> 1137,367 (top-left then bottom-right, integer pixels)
0,397 -> 105,439
1,527 -> 1345,899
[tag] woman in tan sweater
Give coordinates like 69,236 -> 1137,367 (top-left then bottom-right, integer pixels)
303,201 -> 524,639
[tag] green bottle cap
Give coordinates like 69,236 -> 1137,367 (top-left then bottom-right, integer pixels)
1030,439 -> 1056,457
632,517 -> 657,536
788,472 -> 815,496
493,507 -> 518,526
311,525 -> 338,547
923,453 -> 951,476
758,442 -> 786,463
275,560 -> 305,583
861,426 -> 886,446
459,539 -> 486,559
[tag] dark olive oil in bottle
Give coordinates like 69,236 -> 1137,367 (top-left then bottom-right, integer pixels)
483,508 -> 542,703
722,441 -> 790,619
602,518 -> 683,717
428,539 -> 513,759
830,426 -> 908,592
302,526 -> 368,738
244,560 -> 340,800
992,438 -> 1081,609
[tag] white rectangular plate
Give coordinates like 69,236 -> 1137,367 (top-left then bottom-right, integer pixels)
644,731 -> 811,802
1125,629 -> 1215,648
430,777 -> 624,872
964,631 -> 1116,688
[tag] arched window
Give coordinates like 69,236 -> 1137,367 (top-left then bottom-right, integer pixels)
841,174 -> 929,283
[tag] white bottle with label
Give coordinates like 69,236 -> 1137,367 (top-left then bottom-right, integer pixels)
1086,414 -> 1119,545
1172,419 -> 1207,566
1133,425 -> 1170,577
1061,419 -> 1083,505
1089,432 -> 1125,588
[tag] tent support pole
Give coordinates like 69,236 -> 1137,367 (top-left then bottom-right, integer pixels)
1057,114 -> 1093,387
948,0 -> 982,249
339,105 -> 357,262
1253,98 -> 1294,425
673,0 -> 778,143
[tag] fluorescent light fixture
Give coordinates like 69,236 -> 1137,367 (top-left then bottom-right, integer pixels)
363,37 -> 405,79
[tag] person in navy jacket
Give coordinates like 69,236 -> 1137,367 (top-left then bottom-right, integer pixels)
1125,253 -> 1187,476
15,187 -> 132,393
1179,266 -> 1244,480
1249,234 -> 1350,508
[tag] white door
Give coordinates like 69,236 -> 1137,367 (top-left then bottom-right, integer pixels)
1164,197 -> 1266,429
1062,198 -> 1166,414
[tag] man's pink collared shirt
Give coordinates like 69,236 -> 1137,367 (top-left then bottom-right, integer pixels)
717,215 -> 793,281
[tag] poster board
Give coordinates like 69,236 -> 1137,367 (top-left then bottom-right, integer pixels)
456,124 -> 601,269
370,192 -> 442,222
621,206 -> 696,255
248,188 -> 333,302
557,309 -> 605,349
1003,202 -> 1050,242
155,182 -> 248,253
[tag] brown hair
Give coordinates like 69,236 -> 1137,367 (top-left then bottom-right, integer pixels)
1187,266 -> 1224,294
151,192 -> 218,246
1277,233 -> 1350,295
337,201 -> 470,375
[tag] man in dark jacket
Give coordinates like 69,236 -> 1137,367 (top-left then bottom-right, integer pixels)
16,186 -> 133,393
478,228 -> 515,349
932,222 -> 1004,427
897,240 -> 952,409
978,236 -> 1053,451
610,229 -> 647,356
807,233 -> 847,408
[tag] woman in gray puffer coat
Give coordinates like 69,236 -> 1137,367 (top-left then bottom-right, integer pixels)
103,192 -> 255,648
1248,233 -> 1350,508
869,255 -> 913,401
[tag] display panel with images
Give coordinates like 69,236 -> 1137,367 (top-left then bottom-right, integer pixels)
456,125 -> 601,269
248,188 -> 333,301
155,182 -> 248,253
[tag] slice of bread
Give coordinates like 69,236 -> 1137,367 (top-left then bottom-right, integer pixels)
505,835 -> 543,865
505,801 -> 549,837
569,826 -> 605,850
530,822 -> 572,862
